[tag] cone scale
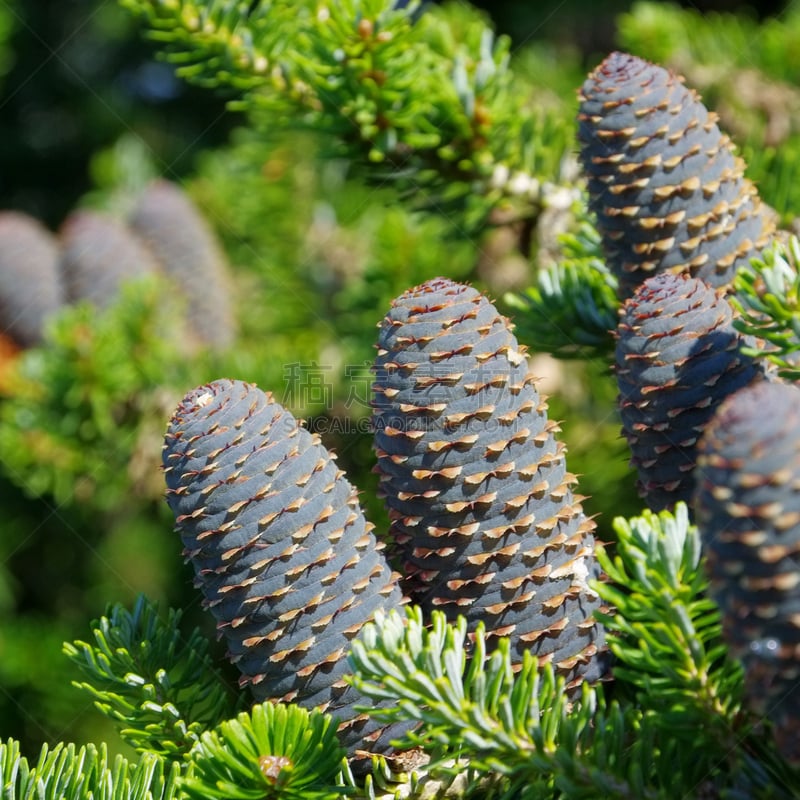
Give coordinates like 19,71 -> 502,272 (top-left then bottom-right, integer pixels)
372,277 -> 608,688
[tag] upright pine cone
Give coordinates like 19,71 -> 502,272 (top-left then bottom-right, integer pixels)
0,211 -> 63,347
616,271 -> 762,511
130,180 -> 236,351
577,51 -> 775,299
372,278 -> 607,688
59,211 -> 159,308
694,380 -> 800,765
163,379 -> 403,752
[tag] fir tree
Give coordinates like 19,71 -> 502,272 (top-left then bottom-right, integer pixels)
3,2 -> 800,798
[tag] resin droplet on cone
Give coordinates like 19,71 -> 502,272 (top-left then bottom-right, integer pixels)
372,277 -> 608,689
578,51 -> 775,299
163,378 -> 403,753
695,380 -> 800,765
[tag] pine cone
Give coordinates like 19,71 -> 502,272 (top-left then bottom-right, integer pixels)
372,277 -> 608,688
616,272 -> 762,512
0,211 -> 63,347
129,180 -> 236,351
577,51 -> 776,299
694,380 -> 800,764
59,210 -> 159,308
163,379 -> 403,752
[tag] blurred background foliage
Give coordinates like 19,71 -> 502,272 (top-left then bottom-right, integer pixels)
1,0 -> 798,759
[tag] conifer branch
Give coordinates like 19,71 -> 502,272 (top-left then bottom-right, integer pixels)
347,507 -> 800,797
349,607 -> 662,798
596,504 -> 742,731
0,738 -> 180,800
595,504 -> 799,796
0,277 -> 193,510
63,595 -> 237,757
120,0 -> 576,233
731,235 -> 800,381
505,219 -> 619,358
118,0 -> 302,91
181,702 -> 346,800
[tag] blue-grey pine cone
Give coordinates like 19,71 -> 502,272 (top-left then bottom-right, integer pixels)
59,210 -> 159,308
0,211 -> 63,347
163,378 -> 403,753
616,272 -> 762,512
129,180 -> 236,351
694,380 -> 800,765
577,51 -> 775,299
372,277 -> 608,689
